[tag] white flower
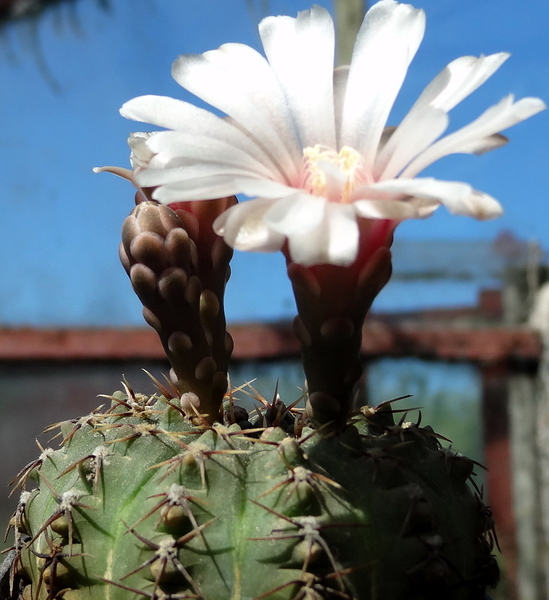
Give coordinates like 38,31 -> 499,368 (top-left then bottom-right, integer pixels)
120,0 -> 545,267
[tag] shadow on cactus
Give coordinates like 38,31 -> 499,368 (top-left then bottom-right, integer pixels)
5,0 -> 546,596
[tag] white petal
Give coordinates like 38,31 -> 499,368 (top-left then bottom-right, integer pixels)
369,176 -> 469,198
402,95 -> 546,177
405,197 -> 441,218
236,178 -> 301,199
259,6 -> 336,148
288,203 -> 359,266
378,126 -> 397,152
375,53 -> 512,179
151,172 -> 300,202
122,95 -> 287,179
416,53 -> 510,112
152,176 -> 245,202
121,95 -> 208,130
136,164 -> 265,189
374,105 -> 449,180
457,190 -> 504,220
213,199 -> 285,252
264,193 -> 326,236
121,95 -> 241,136
457,133 -> 508,155
340,0 -> 426,165
204,44 -> 298,154
145,130 -> 276,178
368,177 -> 503,219
353,198 -> 424,220
171,45 -> 301,183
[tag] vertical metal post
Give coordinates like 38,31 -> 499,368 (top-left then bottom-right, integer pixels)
333,0 -> 366,65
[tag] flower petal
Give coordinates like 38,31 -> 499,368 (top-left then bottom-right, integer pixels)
137,164 -> 265,189
374,53 -> 512,179
150,171 -> 300,203
456,190 -> 504,220
236,178 -> 301,199
374,105 -> 449,180
152,176 -> 245,203
288,203 -> 359,266
404,197 -> 441,218
121,95 -> 211,130
350,12 -> 514,182
145,130 -> 276,179
264,193 -> 326,236
171,45 -> 301,183
123,95 -> 289,179
368,177 -> 503,219
213,199 -> 285,252
353,198 -> 425,220
340,0 -> 426,165
416,53 -> 510,112
259,5 -> 336,148
402,95 -> 546,177
454,133 -> 508,155
369,176 -> 469,199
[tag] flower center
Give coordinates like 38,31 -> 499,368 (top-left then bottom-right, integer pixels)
302,145 -> 366,203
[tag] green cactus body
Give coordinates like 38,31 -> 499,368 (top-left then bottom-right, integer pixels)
7,388 -> 498,600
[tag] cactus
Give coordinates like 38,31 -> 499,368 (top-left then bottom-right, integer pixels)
6,384 -> 498,600
0,183 -> 500,600
2,193 -> 500,600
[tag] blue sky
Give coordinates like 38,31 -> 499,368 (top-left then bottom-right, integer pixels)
0,0 -> 547,325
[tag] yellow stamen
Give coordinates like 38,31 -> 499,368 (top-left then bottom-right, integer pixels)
302,145 -> 365,203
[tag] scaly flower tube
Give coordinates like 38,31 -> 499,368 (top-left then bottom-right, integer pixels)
121,0 -> 544,269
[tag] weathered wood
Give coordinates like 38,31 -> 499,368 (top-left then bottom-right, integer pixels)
0,323 -> 541,362
536,355 -> 549,600
509,371 -> 545,600
512,279 -> 549,600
